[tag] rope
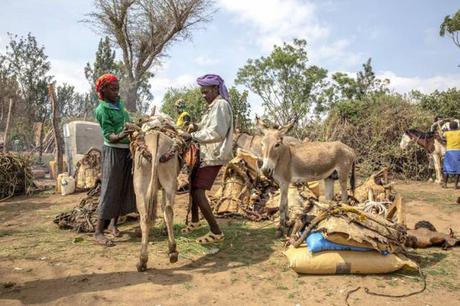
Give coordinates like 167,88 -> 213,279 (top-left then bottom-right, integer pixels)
360,200 -> 391,216
345,266 -> 426,306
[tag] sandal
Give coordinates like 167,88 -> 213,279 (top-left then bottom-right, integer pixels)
196,232 -> 224,244
176,186 -> 190,195
181,222 -> 202,234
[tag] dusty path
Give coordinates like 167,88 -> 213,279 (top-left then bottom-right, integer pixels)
0,181 -> 459,306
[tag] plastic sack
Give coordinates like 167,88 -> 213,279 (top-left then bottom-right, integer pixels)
60,174 -> 76,196
306,232 -> 373,253
284,246 -> 417,275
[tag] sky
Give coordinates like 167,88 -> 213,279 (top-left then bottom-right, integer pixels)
0,0 -> 459,115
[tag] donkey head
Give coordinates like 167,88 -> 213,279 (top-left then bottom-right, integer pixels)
399,131 -> 412,150
256,117 -> 294,178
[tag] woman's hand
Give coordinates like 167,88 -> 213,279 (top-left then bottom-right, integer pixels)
108,131 -> 128,143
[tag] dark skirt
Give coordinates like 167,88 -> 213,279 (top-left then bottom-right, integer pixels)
98,145 -> 136,220
191,165 -> 222,190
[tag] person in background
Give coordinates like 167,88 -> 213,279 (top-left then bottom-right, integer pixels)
175,98 -> 193,194
442,120 -> 460,189
180,74 -> 233,244
175,98 -> 191,130
94,73 -> 136,246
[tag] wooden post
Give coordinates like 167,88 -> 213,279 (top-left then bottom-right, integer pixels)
3,98 -> 14,153
48,84 -> 64,175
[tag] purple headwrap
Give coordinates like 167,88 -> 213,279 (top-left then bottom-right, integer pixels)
196,74 -> 230,101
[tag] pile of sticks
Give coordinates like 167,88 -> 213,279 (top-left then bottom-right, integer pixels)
0,153 -> 34,201
53,184 -> 101,232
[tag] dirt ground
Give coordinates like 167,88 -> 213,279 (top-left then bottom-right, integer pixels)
0,180 -> 459,306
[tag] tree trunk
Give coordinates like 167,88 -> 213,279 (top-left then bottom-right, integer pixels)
38,120 -> 45,164
0,98 -> 4,124
124,82 -> 139,113
3,98 -> 14,153
48,84 -> 65,175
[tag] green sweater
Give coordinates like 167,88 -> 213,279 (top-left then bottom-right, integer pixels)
95,99 -> 130,146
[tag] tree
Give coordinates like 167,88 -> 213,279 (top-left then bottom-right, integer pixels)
235,39 -> 328,128
160,86 -> 205,122
318,58 -> 389,114
414,88 -> 460,119
57,83 -> 86,119
84,37 -> 118,117
0,58 -> 19,129
228,87 -> 251,133
85,0 -> 214,112
85,36 -> 154,116
0,33 -> 53,157
440,9 -> 460,48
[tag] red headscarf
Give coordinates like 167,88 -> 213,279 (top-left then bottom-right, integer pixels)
95,73 -> 119,99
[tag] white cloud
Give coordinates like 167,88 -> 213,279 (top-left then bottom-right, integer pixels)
379,71 -> 460,94
149,73 -> 196,110
194,56 -> 221,67
50,58 -> 89,93
218,0 -> 360,69
312,39 -> 365,68
218,0 -> 328,51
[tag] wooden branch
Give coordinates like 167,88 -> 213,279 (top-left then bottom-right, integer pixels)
3,98 -> 14,153
48,84 -> 64,175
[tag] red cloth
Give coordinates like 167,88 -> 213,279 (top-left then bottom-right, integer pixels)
95,73 -> 119,99
191,166 -> 222,190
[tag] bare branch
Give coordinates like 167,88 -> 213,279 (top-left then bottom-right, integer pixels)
84,0 -> 214,111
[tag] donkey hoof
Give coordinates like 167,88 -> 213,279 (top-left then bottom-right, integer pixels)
136,262 -> 147,272
169,252 -> 179,263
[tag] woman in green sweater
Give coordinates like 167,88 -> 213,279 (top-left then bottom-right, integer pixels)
94,73 -> 136,246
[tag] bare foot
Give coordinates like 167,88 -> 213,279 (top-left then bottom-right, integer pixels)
95,233 -> 115,247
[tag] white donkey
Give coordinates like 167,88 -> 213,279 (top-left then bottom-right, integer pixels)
129,114 -> 181,272
257,119 -> 356,236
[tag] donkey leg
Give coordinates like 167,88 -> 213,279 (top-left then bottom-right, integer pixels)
324,178 -> 335,201
432,153 -> 442,184
276,183 -> 289,238
137,213 -> 152,272
133,156 -> 153,272
338,172 -> 349,203
162,189 -> 178,263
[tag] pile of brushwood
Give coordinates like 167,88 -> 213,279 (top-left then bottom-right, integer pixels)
54,184 -> 101,232
0,153 -> 34,201
288,199 -> 407,254
209,149 -> 318,221
305,95 -> 435,179
209,149 -> 278,221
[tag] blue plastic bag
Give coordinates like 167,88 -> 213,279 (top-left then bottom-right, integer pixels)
306,231 -> 374,253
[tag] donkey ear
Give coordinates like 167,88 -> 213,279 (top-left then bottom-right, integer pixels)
255,115 -> 269,131
279,121 -> 294,134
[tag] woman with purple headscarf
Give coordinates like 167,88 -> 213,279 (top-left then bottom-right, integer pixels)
180,74 -> 233,244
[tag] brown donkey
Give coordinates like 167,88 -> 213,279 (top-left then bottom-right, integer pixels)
399,129 -> 446,184
257,119 -> 356,236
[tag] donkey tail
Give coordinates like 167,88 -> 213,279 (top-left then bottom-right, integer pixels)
350,161 -> 356,196
146,132 -> 160,222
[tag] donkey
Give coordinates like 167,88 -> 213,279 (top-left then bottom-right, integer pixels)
257,119 -> 356,236
131,125 -> 180,272
400,129 -> 446,184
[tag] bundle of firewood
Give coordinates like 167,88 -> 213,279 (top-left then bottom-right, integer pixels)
0,153 -> 34,201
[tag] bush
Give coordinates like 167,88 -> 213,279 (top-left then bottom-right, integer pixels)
317,94 -> 434,179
